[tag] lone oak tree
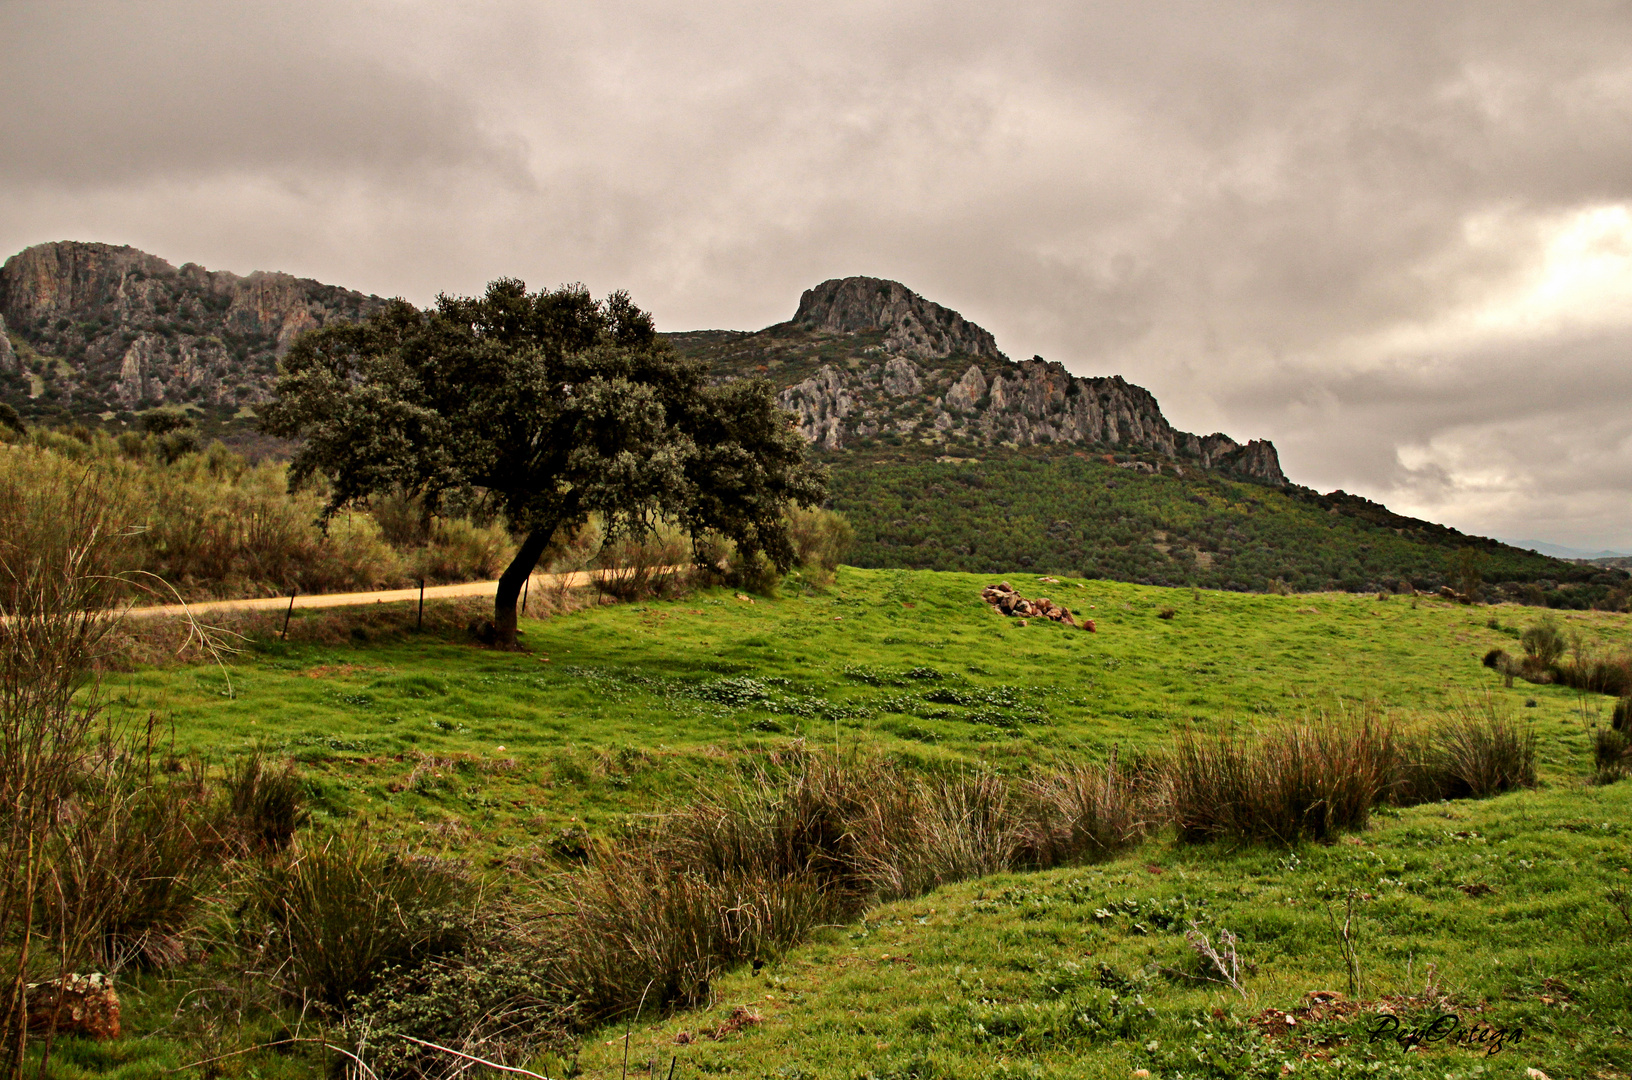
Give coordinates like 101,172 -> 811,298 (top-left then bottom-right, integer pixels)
261,279 -> 826,647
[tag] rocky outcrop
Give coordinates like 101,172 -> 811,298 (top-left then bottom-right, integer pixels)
0,241 -> 383,415
710,276 -> 1291,484
793,277 -> 1004,362
774,350 -> 1288,484
0,313 -> 16,374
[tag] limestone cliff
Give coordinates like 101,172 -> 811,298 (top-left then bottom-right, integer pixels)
0,241 -> 383,416
671,276 -> 1288,485
792,277 -> 1003,362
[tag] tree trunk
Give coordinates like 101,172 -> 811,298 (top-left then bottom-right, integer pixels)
493,527 -> 555,648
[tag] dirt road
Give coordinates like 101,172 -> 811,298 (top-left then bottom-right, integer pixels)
125,570 -> 602,620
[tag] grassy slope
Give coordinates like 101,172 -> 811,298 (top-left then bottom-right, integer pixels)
826,455 -> 1612,600
575,781 -> 1631,1080
109,569 -> 1618,841
88,569 -> 1632,1079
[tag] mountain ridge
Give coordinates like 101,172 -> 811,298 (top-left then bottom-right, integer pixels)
0,241 -> 384,415
669,274 -> 1288,484
1,248 -> 1287,484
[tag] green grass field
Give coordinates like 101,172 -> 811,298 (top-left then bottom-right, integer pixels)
75,569 -> 1632,1079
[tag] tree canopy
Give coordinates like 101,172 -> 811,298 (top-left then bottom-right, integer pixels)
262,279 -> 826,644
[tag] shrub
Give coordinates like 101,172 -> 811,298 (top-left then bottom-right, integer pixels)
47,765 -> 219,970
243,837 -> 474,1010
1614,696 -> 1632,734
592,526 -> 692,601
1592,726 -> 1630,785
547,848 -> 834,1021
542,754 -> 1041,1022
346,942 -> 572,1079
785,506 -> 854,585
412,516 -> 514,583
1393,701 -> 1536,803
1521,618 -> 1566,667
219,750 -> 308,855
1020,753 -> 1151,865
1169,714 -> 1396,845
1555,647 -> 1632,697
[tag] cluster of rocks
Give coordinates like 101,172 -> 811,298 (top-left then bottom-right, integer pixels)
981,581 -> 1094,631
26,973 -> 120,1040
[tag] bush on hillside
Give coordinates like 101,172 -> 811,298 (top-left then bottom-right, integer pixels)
5,435 -> 509,602
785,505 -> 854,585
1393,702 -> 1536,803
1167,715 -> 1397,845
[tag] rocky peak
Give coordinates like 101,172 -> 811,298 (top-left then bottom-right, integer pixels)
0,241 -> 383,418
740,278 -> 1291,485
792,277 -> 1004,362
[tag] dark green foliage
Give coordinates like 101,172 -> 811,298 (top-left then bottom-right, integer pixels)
346,946 -> 571,1080
0,402 -> 22,435
140,408 -> 193,436
826,454 -> 1618,600
1593,725 -> 1630,784
263,280 -> 826,644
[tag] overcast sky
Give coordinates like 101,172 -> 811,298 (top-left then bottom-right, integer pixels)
4,1 -> 1630,550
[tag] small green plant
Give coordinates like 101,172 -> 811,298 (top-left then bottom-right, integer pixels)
1522,617 -> 1567,667
1592,725 -> 1630,784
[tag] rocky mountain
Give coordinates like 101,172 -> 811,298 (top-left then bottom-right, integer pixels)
667,275 -> 1287,484
0,245 -> 1283,485
0,241 -> 384,418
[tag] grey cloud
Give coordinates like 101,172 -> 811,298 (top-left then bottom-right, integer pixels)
0,3 -> 527,187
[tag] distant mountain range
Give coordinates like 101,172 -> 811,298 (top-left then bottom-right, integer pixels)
1502,539 -> 1631,561
4,240 -> 1627,603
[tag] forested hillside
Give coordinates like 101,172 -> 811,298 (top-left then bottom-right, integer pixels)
827,452 -> 1626,606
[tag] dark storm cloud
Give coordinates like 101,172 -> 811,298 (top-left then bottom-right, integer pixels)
3,1 -> 1630,546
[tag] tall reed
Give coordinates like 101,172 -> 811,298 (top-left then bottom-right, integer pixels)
1168,712 -> 1397,845
0,458 -> 128,1075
